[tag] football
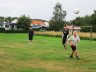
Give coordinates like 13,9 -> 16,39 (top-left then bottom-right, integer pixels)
74,8 -> 79,14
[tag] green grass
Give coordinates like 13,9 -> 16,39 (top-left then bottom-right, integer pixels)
0,33 -> 96,72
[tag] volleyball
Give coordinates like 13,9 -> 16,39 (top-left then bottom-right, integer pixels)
74,8 -> 79,14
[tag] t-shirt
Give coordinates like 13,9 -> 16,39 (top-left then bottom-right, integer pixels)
68,35 -> 80,46
62,29 -> 69,39
29,30 -> 34,36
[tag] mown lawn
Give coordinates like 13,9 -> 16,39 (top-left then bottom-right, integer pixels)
0,33 -> 96,72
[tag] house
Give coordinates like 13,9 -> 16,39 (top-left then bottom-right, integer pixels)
0,19 -> 49,31
0,22 -> 4,28
10,19 -> 18,30
31,19 -> 49,30
0,20 -> 17,30
0,19 -> 18,30
65,25 -> 81,34
0,22 -> 12,30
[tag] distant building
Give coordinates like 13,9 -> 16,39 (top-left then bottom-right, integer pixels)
64,25 -> 81,34
0,19 -> 18,30
0,19 -> 49,31
31,19 -> 49,30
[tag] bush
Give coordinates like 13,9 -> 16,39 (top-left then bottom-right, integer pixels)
35,31 -> 96,40
0,30 -> 28,33
0,28 -> 5,33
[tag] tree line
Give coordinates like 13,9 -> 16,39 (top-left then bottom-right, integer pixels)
70,10 -> 96,32
0,17 -> 17,23
49,2 -> 96,32
0,2 -> 96,32
0,15 -> 31,31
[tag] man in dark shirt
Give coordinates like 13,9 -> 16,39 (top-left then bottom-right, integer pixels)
62,26 -> 69,50
28,27 -> 34,44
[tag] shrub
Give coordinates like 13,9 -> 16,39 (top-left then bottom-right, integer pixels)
0,28 -> 5,33
0,30 -> 28,33
35,31 -> 96,40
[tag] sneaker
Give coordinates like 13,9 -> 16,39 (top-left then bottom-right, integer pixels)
70,55 -> 73,58
76,56 -> 80,60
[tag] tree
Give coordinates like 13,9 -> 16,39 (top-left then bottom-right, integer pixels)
49,2 -> 66,31
70,10 -> 96,32
6,17 -> 12,23
17,15 -> 31,30
90,10 -> 96,32
0,16 -> 4,22
0,16 -> 17,23
71,17 -> 84,26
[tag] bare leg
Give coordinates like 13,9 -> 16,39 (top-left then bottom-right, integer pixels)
63,42 -> 68,50
75,50 -> 79,60
62,39 -> 67,50
64,44 -> 66,50
70,51 -> 74,58
75,50 -> 78,56
29,40 -> 30,44
30,40 -> 32,44
62,43 -> 66,50
29,40 -> 32,44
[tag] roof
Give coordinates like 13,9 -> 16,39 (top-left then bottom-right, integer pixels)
32,19 -> 47,22
32,20 -> 44,25
0,22 -> 16,25
31,19 -> 48,25
2,22 -> 11,25
11,19 -> 18,23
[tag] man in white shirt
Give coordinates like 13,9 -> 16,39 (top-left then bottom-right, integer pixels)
68,32 -> 80,60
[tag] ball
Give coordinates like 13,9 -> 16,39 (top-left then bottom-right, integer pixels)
74,8 -> 79,14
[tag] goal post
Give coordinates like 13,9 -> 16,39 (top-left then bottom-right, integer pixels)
80,26 -> 92,40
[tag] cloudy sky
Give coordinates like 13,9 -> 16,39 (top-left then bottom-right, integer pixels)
0,0 -> 96,21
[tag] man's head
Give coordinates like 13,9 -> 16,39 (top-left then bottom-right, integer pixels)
64,26 -> 68,30
73,31 -> 77,37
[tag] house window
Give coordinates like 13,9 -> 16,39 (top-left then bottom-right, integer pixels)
0,24 -> 3,27
5,25 -> 9,28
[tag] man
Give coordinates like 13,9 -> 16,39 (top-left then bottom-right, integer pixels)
28,27 -> 34,44
68,32 -> 80,60
62,26 -> 69,50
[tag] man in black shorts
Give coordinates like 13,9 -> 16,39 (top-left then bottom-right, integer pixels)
62,26 -> 69,50
28,27 -> 34,44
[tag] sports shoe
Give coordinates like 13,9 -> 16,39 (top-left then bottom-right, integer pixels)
70,55 -> 73,58
76,56 -> 80,60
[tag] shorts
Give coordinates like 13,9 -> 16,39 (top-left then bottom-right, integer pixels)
29,35 -> 33,40
62,39 -> 67,45
70,45 -> 76,51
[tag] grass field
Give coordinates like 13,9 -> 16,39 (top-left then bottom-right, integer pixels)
0,33 -> 96,72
